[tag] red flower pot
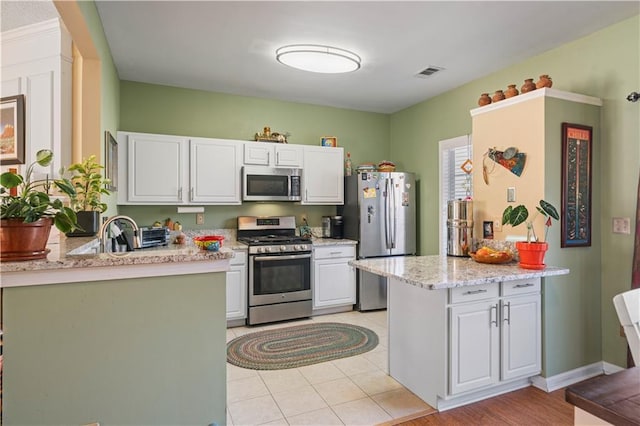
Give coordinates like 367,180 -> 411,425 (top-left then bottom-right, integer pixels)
516,241 -> 548,270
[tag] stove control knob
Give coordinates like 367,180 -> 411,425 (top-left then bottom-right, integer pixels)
265,247 -> 271,253
280,245 -> 287,252
256,247 -> 264,254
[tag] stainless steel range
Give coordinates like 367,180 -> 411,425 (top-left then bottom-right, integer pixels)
237,216 -> 312,325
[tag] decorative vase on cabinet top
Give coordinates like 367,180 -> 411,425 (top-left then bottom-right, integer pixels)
536,74 -> 553,89
478,93 -> 492,106
505,84 -> 519,98
521,78 -> 536,93
492,90 -> 505,102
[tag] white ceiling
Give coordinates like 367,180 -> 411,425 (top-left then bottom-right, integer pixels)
3,1 -> 639,114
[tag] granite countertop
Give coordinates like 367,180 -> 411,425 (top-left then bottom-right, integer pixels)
350,255 -> 570,290
310,237 -> 357,246
0,233 -> 234,274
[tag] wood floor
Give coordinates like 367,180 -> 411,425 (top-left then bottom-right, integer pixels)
395,386 -> 574,426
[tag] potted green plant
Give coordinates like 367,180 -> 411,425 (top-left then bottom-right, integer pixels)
502,199 -> 559,269
58,154 -> 111,237
0,149 -> 78,261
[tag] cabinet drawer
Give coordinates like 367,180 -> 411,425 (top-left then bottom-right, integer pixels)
501,278 -> 540,296
230,250 -> 247,266
449,283 -> 499,304
313,245 -> 356,260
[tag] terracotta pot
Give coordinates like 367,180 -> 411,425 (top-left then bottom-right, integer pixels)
478,93 -> 492,106
505,84 -> 519,98
536,74 -> 553,89
521,78 -> 536,93
0,217 -> 53,261
492,90 -> 505,103
516,241 -> 548,270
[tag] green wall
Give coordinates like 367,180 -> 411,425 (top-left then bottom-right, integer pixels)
3,273 -> 227,425
390,15 -> 639,372
117,81 -> 390,228
77,0 -> 121,216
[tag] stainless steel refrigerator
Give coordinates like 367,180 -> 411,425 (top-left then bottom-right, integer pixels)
339,172 -> 417,310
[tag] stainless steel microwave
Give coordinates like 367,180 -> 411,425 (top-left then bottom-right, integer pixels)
242,166 -> 302,201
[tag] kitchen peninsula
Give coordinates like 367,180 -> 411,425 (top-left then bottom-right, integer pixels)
350,255 -> 570,411
1,236 -> 233,426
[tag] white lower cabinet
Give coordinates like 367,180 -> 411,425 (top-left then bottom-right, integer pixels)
448,279 -> 541,395
312,245 -> 356,309
226,250 -> 247,322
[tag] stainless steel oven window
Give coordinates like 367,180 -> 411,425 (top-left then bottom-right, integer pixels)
251,253 -> 311,295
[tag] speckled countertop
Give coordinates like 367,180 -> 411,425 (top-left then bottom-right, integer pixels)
350,255 -> 570,290
0,227 -> 356,275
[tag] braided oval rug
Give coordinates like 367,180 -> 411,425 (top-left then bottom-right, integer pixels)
227,322 -> 379,370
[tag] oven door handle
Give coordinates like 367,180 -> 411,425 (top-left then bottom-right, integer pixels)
253,253 -> 312,261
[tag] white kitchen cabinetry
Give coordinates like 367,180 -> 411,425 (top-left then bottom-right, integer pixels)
126,133 -> 188,204
302,146 -> 344,204
226,250 -> 247,325
388,276 -> 541,410
191,138 -> 242,204
243,143 -> 302,167
448,279 -> 541,395
119,132 -> 242,205
312,245 -> 356,310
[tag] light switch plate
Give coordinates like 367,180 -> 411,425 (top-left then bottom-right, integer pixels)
507,187 -> 516,202
612,217 -> 631,234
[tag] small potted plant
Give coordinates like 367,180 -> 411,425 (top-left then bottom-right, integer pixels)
502,199 -> 559,269
0,149 -> 78,261
57,155 -> 111,237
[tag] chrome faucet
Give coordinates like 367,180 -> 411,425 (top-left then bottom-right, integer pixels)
99,215 -> 141,252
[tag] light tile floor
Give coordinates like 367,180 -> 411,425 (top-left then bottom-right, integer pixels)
226,310 -> 435,425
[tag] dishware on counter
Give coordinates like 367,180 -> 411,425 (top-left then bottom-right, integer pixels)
193,235 -> 225,251
469,247 -> 513,264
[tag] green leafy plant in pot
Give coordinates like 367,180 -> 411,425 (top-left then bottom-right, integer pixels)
57,154 -> 111,237
502,200 -> 559,270
0,149 -> 78,261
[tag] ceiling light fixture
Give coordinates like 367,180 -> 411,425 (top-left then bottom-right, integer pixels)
276,44 -> 361,74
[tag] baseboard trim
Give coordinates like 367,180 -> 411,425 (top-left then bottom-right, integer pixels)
531,361 -> 626,392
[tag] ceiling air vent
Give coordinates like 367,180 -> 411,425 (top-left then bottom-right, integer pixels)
415,66 -> 444,79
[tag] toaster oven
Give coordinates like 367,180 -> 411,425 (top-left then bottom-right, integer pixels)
138,226 -> 170,248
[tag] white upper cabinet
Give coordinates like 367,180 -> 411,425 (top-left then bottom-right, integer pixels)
302,146 -> 344,204
126,133 -> 189,204
243,143 -> 302,167
190,138 -> 242,204
119,132 -> 242,205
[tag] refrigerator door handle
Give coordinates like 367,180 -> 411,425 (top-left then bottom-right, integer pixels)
384,178 -> 391,249
391,178 -> 397,248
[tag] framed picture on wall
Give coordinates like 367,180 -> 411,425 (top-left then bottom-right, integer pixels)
105,131 -> 118,191
0,95 -> 26,165
561,122 -> 592,247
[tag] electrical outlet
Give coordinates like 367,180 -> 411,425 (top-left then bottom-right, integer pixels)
612,217 -> 631,234
493,218 -> 502,232
196,213 -> 204,225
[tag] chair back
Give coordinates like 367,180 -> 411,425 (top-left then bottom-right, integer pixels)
613,288 -> 640,366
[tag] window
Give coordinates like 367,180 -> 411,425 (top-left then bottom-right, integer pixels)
438,135 -> 473,255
